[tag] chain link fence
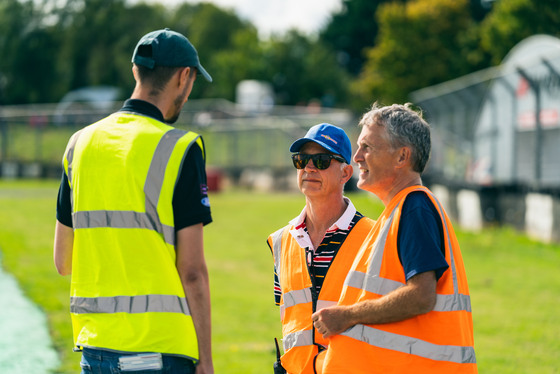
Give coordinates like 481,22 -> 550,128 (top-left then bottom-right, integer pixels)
0,99 -> 356,189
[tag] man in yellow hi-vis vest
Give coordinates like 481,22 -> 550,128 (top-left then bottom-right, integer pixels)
54,29 -> 214,374
267,124 -> 375,374
311,103 -> 477,373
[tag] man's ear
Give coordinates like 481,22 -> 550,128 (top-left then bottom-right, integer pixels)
132,65 -> 140,81
342,163 -> 354,184
396,146 -> 412,168
178,67 -> 192,87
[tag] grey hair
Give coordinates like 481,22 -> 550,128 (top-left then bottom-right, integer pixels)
358,102 -> 431,173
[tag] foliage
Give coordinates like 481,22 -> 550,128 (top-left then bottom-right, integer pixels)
352,0 -> 477,108
262,31 -> 351,106
320,0 -> 491,77
0,0 -> 350,107
57,0 -> 167,99
478,0 -> 560,65
168,2 -> 261,100
0,0 -> 62,103
320,0 -> 399,76
1,0 -> 560,111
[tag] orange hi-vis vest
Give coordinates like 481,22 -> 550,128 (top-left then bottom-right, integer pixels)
268,216 -> 375,374
323,186 -> 477,374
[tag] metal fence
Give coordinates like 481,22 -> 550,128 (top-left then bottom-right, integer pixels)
410,34 -> 560,191
0,99 -> 356,183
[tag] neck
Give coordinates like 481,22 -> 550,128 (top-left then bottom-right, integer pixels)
378,173 -> 423,206
304,195 -> 347,236
130,85 -> 170,120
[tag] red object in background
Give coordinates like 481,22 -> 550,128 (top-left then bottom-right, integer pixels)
206,169 -> 222,192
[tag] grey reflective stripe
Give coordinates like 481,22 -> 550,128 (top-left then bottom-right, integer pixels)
434,293 -> 472,313
70,294 -> 191,315
283,288 -> 312,308
283,329 -> 313,351
73,211 -> 175,245
271,226 -> 288,276
338,189 -> 476,364
424,190 -> 472,312
429,193 -> 460,293
143,129 -> 194,245
72,210 -> 174,242
65,130 -> 84,211
316,299 -> 337,311
344,270 -> 404,295
343,207 -> 401,295
342,324 -> 476,364
366,206 -> 399,278
69,127 -> 199,245
348,188 -> 472,313
65,130 -> 83,185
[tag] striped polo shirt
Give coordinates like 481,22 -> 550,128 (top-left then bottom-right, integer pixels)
273,198 -> 365,305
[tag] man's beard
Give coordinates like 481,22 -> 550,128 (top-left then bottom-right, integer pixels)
165,84 -> 189,124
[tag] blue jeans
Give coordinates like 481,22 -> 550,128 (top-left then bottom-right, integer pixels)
80,348 -> 196,374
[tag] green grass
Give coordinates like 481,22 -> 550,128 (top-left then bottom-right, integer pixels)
0,180 -> 559,373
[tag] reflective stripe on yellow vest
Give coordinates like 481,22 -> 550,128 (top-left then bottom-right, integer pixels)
63,112 -> 203,360
323,186 -> 477,374
268,217 -> 375,374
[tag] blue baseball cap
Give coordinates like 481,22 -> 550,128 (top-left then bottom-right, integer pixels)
289,123 -> 352,164
132,28 -> 212,82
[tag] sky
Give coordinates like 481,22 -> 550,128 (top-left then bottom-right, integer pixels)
144,0 -> 343,38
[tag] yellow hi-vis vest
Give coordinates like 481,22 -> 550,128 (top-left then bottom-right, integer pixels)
268,216 -> 375,374
323,186 -> 477,373
63,112 -> 204,360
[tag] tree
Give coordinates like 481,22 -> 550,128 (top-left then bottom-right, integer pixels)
0,0 -> 62,104
479,0 -> 560,65
262,31 -> 351,106
353,0 -> 475,107
56,0 -> 168,98
169,2 -> 261,100
320,0 -> 402,76
203,27 -> 268,100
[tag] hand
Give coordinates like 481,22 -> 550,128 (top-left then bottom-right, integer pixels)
311,306 -> 353,339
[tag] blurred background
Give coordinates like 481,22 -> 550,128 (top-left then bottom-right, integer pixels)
2,0 -> 560,241
1,1 -> 560,373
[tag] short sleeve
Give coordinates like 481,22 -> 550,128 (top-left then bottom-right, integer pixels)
172,139 -> 213,231
397,191 -> 449,281
56,170 -> 73,227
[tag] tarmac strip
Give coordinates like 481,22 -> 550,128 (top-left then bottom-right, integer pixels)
0,254 -> 60,373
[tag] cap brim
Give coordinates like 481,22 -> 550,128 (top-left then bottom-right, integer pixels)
197,64 -> 212,82
290,138 -> 339,156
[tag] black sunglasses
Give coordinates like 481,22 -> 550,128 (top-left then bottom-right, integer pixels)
291,153 -> 346,170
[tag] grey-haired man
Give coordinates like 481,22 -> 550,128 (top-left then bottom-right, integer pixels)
267,123 -> 375,374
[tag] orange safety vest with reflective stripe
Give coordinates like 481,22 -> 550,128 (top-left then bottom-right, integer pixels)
323,186 -> 477,374
268,216 -> 375,374
63,112 -> 203,360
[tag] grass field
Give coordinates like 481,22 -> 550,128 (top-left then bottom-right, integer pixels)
0,180 -> 559,373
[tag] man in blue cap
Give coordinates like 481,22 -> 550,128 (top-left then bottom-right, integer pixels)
54,29 -> 213,373
266,123 -> 375,374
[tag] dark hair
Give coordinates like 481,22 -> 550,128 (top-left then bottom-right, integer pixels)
135,64 -> 183,93
359,102 -> 431,173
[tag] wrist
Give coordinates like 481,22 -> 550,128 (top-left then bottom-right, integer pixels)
341,305 -> 358,330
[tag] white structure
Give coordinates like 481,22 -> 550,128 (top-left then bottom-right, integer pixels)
236,80 -> 274,112
410,35 -> 560,243
473,35 -> 560,187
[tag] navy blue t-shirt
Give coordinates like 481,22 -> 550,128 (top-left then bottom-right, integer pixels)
56,99 -> 212,231
397,191 -> 449,281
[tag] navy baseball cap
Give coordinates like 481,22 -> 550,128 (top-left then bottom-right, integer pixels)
132,28 -> 212,82
289,123 -> 352,164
